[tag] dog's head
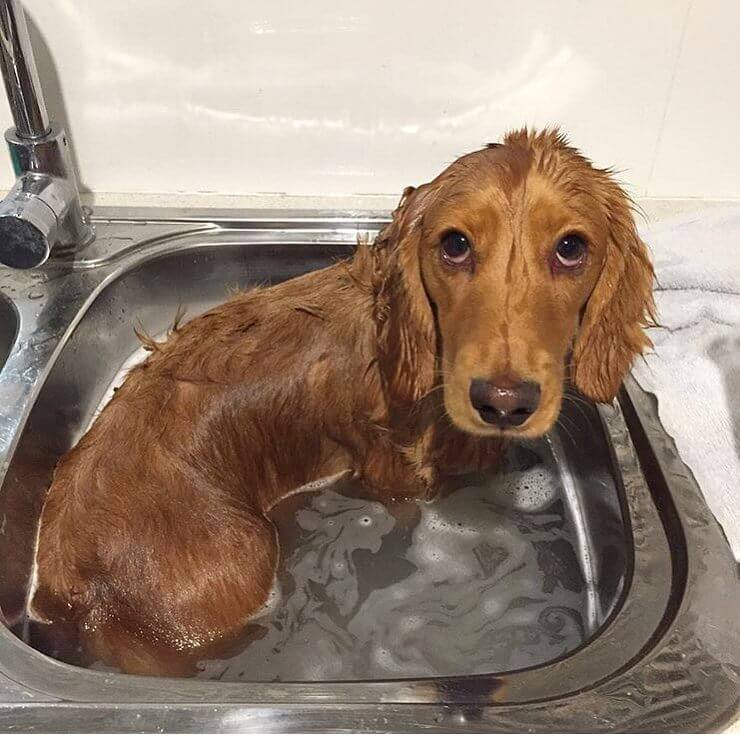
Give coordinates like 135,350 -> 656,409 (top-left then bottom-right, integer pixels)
376,128 -> 655,438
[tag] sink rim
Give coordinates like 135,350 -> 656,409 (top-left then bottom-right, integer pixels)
0,210 -> 736,732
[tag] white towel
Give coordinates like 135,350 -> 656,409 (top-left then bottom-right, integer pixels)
632,206 -> 740,560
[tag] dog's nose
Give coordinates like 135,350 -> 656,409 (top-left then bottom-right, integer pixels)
469,378 -> 541,428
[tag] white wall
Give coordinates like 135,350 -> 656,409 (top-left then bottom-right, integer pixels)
1,0 -> 738,202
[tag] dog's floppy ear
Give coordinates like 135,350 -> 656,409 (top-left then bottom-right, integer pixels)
571,179 -> 655,403
375,184 -> 438,408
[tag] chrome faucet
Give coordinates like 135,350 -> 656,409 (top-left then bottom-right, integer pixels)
0,0 -> 92,268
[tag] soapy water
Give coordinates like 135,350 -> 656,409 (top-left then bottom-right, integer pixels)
196,442 -> 589,682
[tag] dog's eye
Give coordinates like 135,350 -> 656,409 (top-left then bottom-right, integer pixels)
554,233 -> 587,269
440,231 -> 472,266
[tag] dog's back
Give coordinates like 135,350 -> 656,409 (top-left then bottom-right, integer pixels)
32,261 -> 380,674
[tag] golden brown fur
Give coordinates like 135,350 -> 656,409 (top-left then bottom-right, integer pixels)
33,129 -> 654,676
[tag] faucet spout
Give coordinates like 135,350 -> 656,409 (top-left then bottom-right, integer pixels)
0,0 -> 92,268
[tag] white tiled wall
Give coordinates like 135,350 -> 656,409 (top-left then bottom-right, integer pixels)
1,0 -> 738,202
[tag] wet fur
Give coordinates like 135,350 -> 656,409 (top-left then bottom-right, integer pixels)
33,129 -> 654,676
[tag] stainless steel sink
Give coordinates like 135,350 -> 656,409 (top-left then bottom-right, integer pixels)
0,209 -> 737,732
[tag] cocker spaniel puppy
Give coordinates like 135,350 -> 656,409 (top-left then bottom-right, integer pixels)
32,129 -> 654,676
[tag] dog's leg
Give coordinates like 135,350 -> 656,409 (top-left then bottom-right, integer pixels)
37,502 -> 278,678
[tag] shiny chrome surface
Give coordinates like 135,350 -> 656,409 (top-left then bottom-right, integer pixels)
0,0 -> 48,138
0,210 -> 737,731
0,0 -> 91,268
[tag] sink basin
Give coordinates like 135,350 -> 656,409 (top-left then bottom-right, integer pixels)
0,293 -> 17,370
0,209 -> 737,731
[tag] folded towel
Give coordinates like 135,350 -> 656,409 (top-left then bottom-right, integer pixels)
632,206 -> 740,560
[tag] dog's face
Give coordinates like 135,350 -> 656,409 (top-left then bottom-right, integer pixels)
380,129 -> 654,438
